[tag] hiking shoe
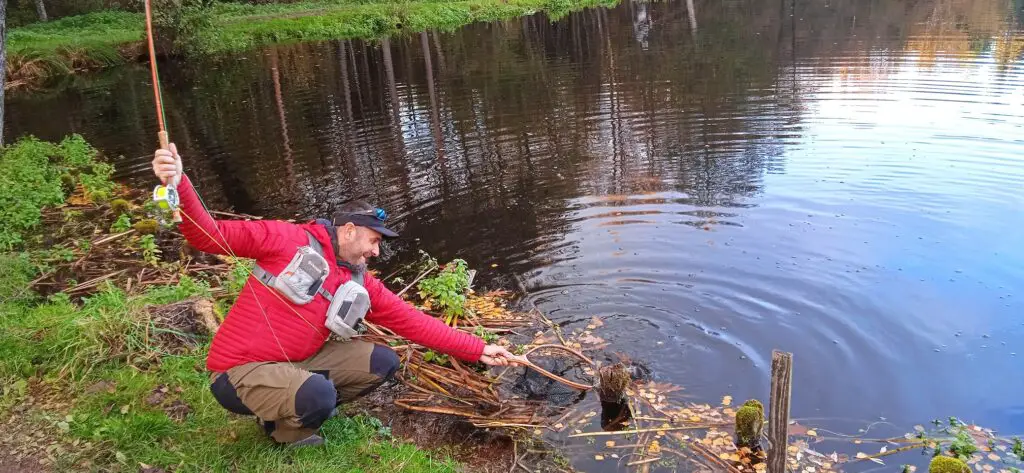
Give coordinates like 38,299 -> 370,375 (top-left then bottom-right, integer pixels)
288,434 -> 325,448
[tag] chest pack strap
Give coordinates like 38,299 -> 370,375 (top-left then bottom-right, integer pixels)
252,231 -> 336,302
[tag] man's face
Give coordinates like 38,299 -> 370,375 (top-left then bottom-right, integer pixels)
337,223 -> 382,266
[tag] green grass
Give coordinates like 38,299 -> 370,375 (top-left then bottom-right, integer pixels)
192,0 -> 618,54
0,136 -> 458,472
6,10 -> 143,57
5,0 -> 617,85
0,283 -> 458,472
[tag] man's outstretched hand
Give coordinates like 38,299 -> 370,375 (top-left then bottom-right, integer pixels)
480,344 -> 526,366
152,143 -> 183,186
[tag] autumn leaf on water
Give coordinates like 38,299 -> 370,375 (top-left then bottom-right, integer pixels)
988,453 -> 1000,461
788,422 -> 810,436
722,395 -> 733,406
594,455 -> 605,461
807,430 -> 818,437
606,440 -> 616,447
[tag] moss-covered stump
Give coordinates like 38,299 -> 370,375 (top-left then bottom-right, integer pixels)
929,456 -> 970,473
735,399 -> 765,448
132,219 -> 160,235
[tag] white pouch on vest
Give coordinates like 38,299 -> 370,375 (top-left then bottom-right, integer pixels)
324,280 -> 371,340
256,244 -> 330,305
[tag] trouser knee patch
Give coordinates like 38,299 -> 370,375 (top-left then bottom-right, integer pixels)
369,345 -> 400,381
295,374 -> 337,429
210,373 -> 254,416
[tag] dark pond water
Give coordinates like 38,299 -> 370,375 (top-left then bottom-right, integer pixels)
6,0 -> 1024,469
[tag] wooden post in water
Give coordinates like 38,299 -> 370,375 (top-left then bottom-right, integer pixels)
768,350 -> 793,473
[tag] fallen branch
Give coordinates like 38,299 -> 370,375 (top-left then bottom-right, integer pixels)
626,456 -> 662,467
396,263 -> 437,298
568,424 -> 729,438
93,229 -> 136,246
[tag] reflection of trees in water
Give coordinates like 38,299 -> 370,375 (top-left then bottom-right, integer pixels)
5,0 -> 1022,263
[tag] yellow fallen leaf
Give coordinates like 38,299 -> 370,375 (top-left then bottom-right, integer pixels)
722,395 -> 733,406
719,453 -> 731,460
533,429 -> 543,436
690,415 -> 702,422
649,440 -> 661,454
553,423 -> 564,429
490,263 -> 498,268
788,446 -> 799,454
605,441 -> 615,448
807,430 -> 818,437
754,464 -> 768,471
854,439 -> 862,444
595,454 -> 605,461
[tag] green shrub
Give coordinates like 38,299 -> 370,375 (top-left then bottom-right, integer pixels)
110,213 -> 132,233
417,259 -> 470,320
0,135 -> 115,249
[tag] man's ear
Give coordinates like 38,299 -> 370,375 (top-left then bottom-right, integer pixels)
341,222 -> 357,240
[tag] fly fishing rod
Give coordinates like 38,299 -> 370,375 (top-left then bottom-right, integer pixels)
144,0 -> 181,223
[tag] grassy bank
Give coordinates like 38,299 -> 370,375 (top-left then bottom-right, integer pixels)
5,0 -> 617,88
0,136 -> 458,472
4,11 -> 142,89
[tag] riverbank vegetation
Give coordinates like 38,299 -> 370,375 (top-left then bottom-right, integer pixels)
3,0 -> 617,89
0,135 -> 463,471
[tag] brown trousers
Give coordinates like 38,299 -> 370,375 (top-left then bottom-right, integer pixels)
209,340 -> 399,443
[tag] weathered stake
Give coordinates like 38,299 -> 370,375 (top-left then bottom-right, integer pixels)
768,350 -> 793,473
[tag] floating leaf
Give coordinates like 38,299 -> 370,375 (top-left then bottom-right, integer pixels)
594,455 -> 604,461
989,454 -> 1001,461
807,430 -> 818,437
722,396 -> 733,406
606,441 -> 616,447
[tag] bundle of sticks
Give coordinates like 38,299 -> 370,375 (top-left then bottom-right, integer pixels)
358,297 -> 587,429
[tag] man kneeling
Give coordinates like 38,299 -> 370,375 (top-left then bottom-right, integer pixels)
152,144 -> 516,446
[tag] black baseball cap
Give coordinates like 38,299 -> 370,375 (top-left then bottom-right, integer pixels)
332,204 -> 399,238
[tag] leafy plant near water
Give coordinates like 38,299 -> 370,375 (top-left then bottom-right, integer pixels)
422,350 -> 450,367
417,258 -> 470,324
0,135 -> 115,249
473,326 -> 499,344
139,235 -> 161,267
110,213 -> 132,233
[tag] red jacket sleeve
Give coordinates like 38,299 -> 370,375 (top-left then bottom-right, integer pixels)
175,174 -> 288,260
364,274 -> 485,363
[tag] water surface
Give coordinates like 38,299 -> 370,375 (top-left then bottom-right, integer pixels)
6,0 -> 1024,469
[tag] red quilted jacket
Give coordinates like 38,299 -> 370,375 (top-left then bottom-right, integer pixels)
175,175 -> 485,372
